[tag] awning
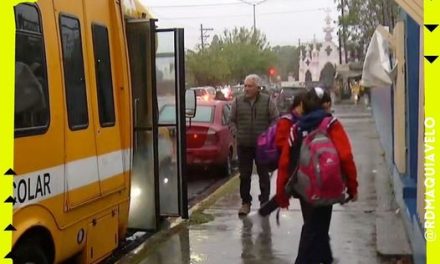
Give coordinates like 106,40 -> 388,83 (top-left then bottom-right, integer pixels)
394,0 -> 422,25
335,64 -> 362,80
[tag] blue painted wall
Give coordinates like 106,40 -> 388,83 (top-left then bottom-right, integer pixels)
405,13 -> 420,185
370,11 -> 425,263
371,85 -> 393,167
403,11 -> 425,264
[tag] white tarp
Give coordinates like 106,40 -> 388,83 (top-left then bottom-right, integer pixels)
361,28 -> 397,88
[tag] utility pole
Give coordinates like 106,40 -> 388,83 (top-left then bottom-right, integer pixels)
338,30 -> 342,65
253,4 -> 256,30
340,0 -> 348,63
298,38 -> 301,81
239,0 -> 268,31
200,24 -> 213,50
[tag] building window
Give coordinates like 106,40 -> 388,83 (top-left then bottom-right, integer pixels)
92,24 -> 115,127
60,15 -> 89,130
14,3 -> 50,137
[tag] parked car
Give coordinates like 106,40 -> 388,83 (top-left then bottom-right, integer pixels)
276,85 -> 307,114
231,84 -> 244,98
158,100 -> 235,177
190,86 -> 216,101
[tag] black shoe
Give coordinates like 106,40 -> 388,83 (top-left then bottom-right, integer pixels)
259,198 -> 279,216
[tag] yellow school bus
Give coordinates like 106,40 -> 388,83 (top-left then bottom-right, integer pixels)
12,0 -> 189,263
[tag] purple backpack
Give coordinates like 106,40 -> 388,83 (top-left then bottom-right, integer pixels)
256,114 -> 295,172
288,116 -> 346,206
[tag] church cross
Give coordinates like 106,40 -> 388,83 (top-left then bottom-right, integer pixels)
325,45 -> 333,56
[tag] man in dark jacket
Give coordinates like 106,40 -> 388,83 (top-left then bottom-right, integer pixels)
229,74 -> 279,216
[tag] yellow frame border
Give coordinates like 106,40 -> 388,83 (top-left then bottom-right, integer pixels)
0,0 -> 437,263
425,0 -> 440,263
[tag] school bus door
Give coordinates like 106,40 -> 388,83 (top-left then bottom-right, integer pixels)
83,0 -> 125,196
126,20 -> 188,230
55,0 -> 102,208
126,19 -> 159,230
155,28 -> 188,218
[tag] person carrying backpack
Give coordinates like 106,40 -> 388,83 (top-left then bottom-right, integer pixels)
255,91 -> 305,172
229,74 -> 279,216
254,91 -> 305,217
275,86 -> 358,264
275,92 -> 306,153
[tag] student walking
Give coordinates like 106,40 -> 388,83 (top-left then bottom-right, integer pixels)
276,87 -> 359,264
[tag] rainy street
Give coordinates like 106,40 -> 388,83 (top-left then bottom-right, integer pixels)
6,0 -> 425,263
117,103 -> 412,264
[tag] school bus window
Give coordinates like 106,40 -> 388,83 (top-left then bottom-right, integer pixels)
15,3 -> 41,33
60,15 -> 89,130
14,3 -> 49,137
92,24 -> 116,127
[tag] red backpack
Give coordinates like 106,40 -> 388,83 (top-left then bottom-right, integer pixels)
285,116 -> 347,206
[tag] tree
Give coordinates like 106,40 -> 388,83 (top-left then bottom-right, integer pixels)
186,48 -> 230,86
271,45 -> 299,81
186,27 -> 276,86
336,0 -> 399,61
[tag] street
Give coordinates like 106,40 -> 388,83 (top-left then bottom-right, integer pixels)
116,103 -> 411,264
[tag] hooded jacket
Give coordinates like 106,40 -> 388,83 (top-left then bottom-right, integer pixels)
275,109 -> 358,208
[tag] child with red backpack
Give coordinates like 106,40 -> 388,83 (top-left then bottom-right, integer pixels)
275,92 -> 306,154
275,86 -> 358,264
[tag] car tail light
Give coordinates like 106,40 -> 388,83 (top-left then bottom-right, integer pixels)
188,132 -> 205,148
187,126 -> 210,148
204,128 -> 218,146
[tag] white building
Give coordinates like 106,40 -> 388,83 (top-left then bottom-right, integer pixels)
298,10 -> 346,85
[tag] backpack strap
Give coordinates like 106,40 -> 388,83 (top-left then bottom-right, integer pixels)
287,124 -> 303,183
318,116 -> 337,132
280,113 -> 294,121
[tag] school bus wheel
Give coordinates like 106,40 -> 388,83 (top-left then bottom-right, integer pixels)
13,227 -> 54,264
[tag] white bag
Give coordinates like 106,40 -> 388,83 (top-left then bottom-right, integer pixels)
361,28 -> 397,88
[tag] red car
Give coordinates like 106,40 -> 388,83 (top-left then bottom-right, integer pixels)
158,100 -> 235,177
186,100 -> 235,176
159,100 -> 235,176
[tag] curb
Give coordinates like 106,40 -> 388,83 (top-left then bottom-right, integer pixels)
374,155 -> 413,260
116,173 -> 240,263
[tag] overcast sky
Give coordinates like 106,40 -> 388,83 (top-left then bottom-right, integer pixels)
140,0 -> 340,50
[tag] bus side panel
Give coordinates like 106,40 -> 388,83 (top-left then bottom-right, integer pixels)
53,0 -> 103,209
110,0 -> 133,234
83,0 -> 126,195
13,0 -> 65,234
14,0 -> 133,262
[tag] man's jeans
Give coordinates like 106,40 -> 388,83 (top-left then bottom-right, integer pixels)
237,145 -> 270,205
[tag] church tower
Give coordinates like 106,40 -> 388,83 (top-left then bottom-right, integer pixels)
298,8 -> 341,85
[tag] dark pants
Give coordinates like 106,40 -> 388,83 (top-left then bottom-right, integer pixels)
237,145 -> 270,205
295,199 -> 333,264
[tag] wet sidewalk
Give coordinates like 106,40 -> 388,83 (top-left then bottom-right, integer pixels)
117,104 -> 412,264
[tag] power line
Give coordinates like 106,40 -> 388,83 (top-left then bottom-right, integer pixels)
150,2 -> 242,8
149,0 -> 301,8
158,8 -> 325,20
